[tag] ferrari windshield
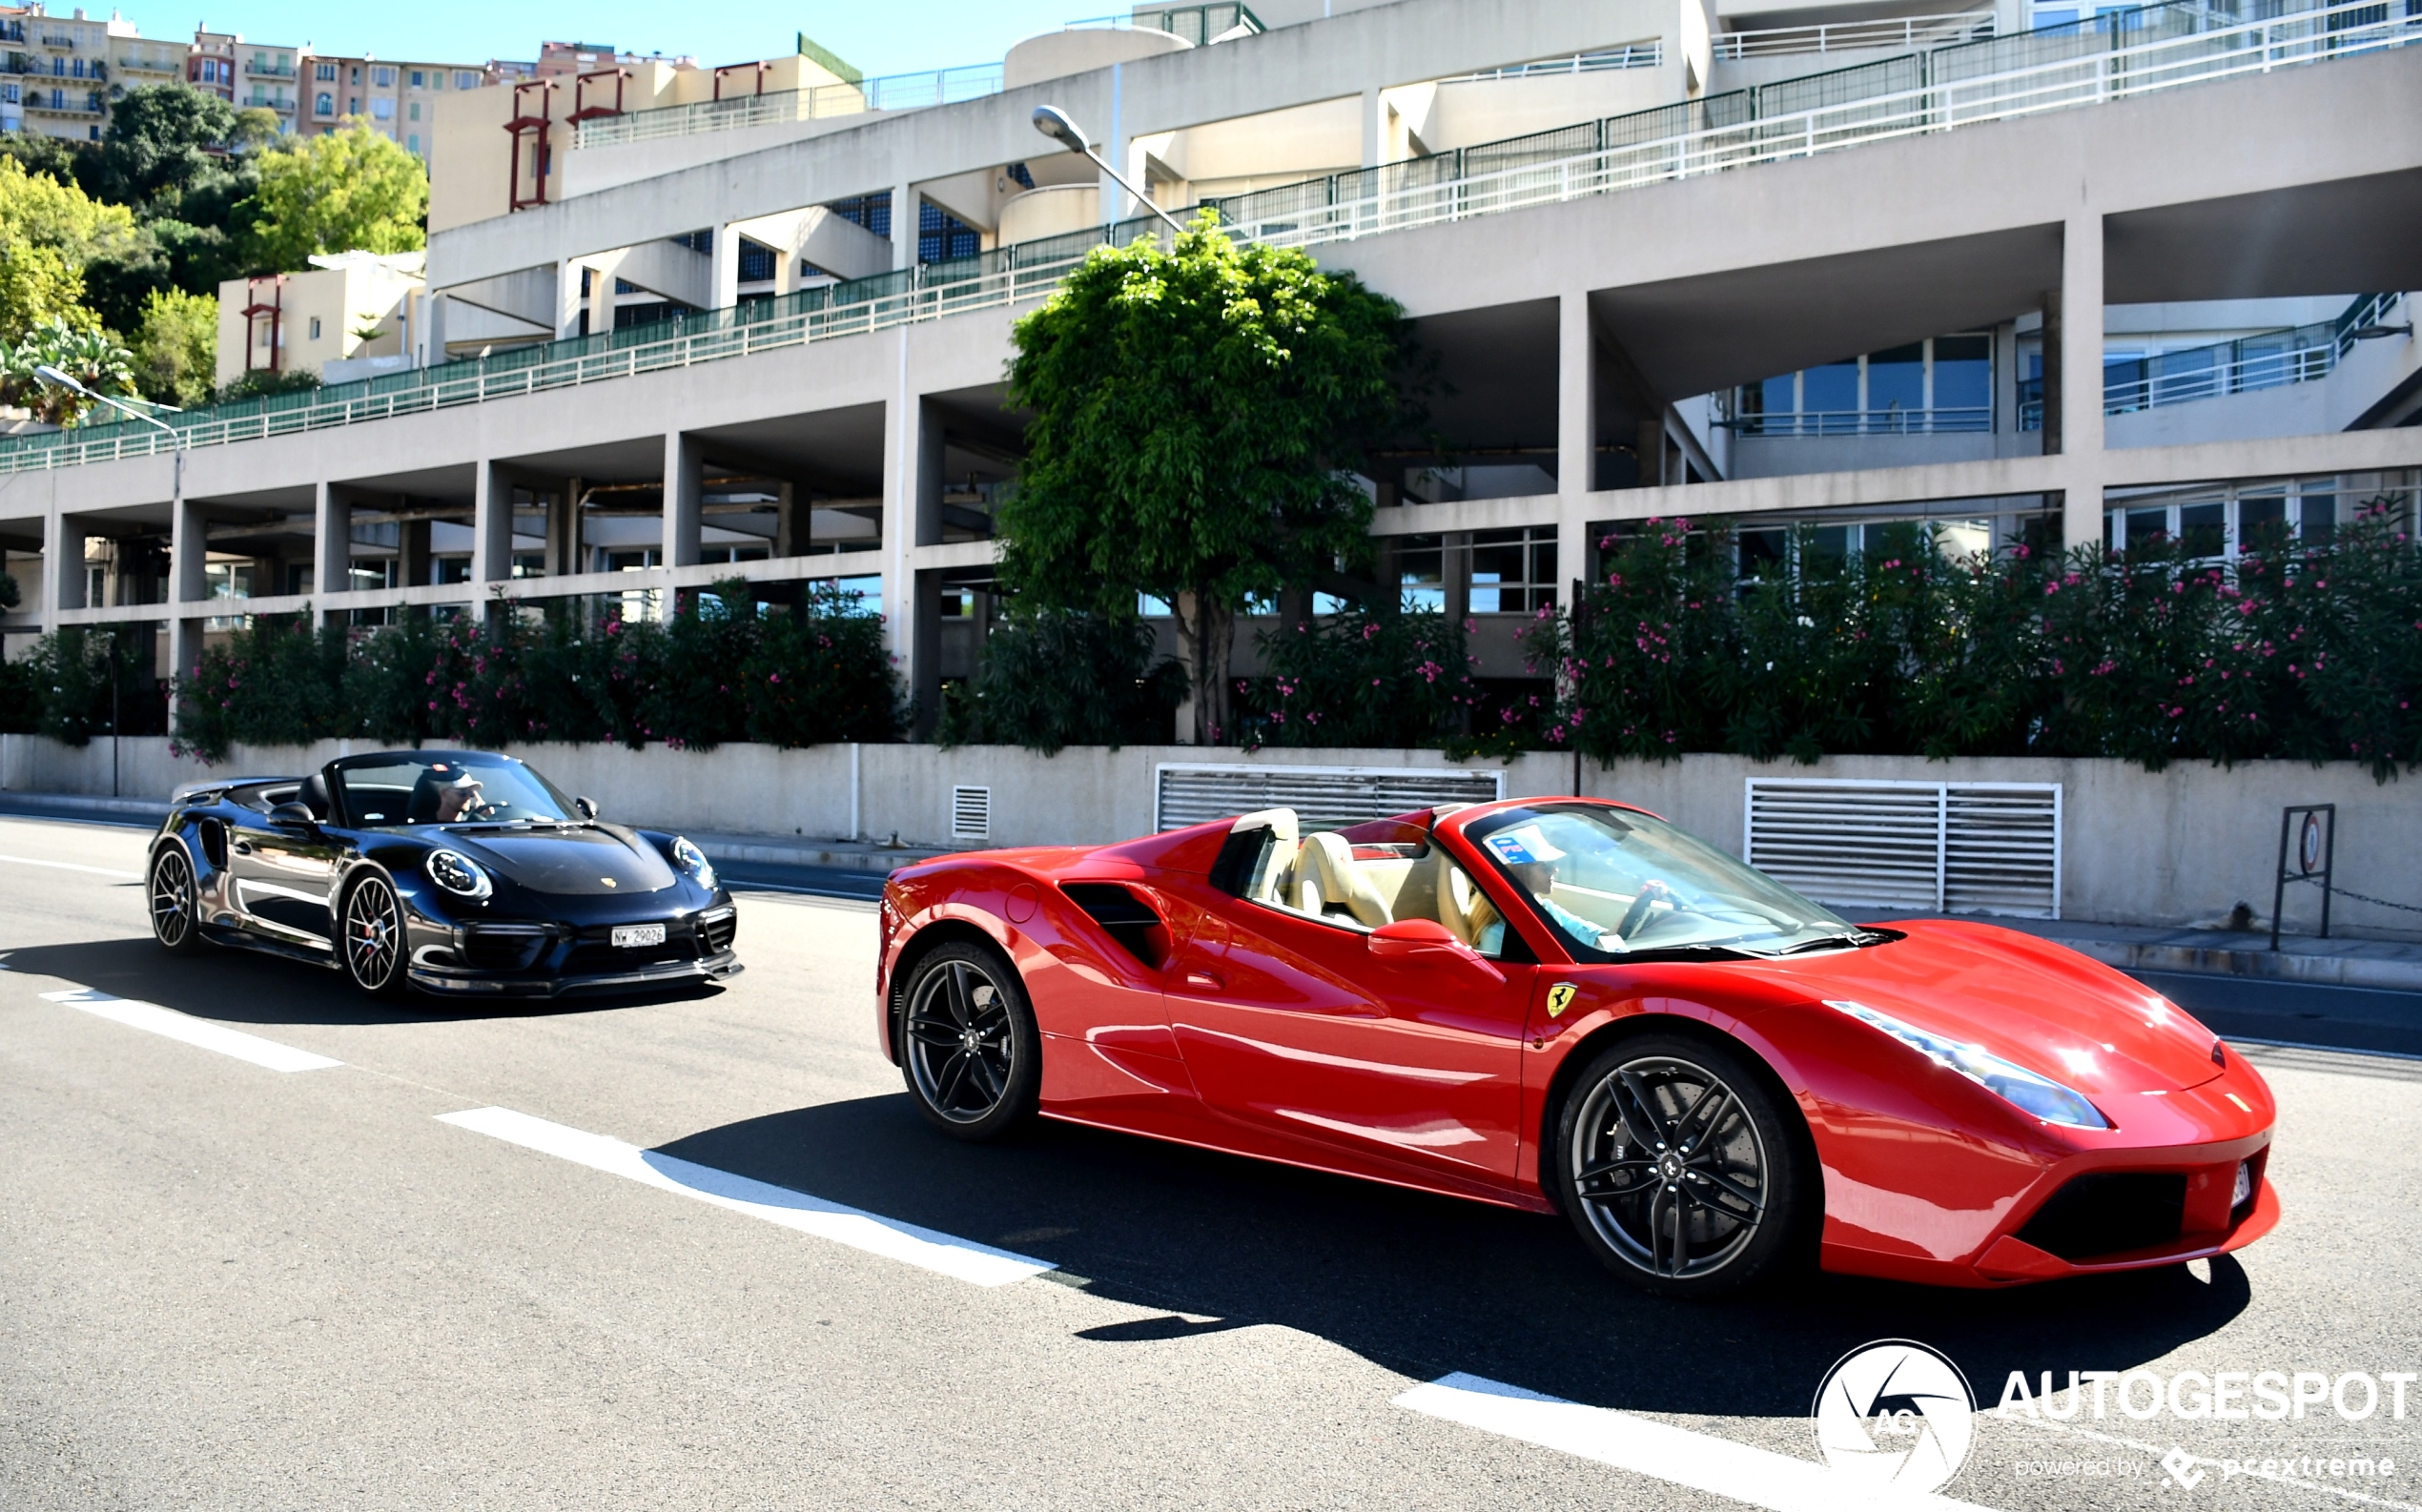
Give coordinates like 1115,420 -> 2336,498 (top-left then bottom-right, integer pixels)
333,755 -> 576,828
1463,804 -> 1850,958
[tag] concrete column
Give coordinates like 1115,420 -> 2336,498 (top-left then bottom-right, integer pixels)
910,569 -> 942,740
880,340 -> 948,721
1361,84 -> 1384,170
422,293 -> 448,366
313,480 -> 351,623
555,259 -> 586,339
2058,213 -> 2105,553
1637,419 -> 1666,487
1557,290 -> 1597,613
168,495 -> 207,684
1099,62 -> 1129,227
41,509 -> 81,631
470,460 -> 513,589
1444,532 -> 1471,625
663,433 -> 703,569
709,227 -> 742,311
400,519 -> 431,590
550,480 -> 580,577
891,182 -> 916,271
774,480 -> 799,557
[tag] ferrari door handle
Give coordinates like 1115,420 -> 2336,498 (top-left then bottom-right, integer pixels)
1180,970 -> 1223,991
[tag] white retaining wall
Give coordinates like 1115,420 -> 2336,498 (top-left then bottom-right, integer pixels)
4,734 -> 2414,940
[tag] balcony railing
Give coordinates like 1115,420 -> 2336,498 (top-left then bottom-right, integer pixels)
1713,10 -> 1997,61
1728,406 -> 1993,437
2019,292 -> 2404,426
1064,4 -> 1265,46
4,0 -> 2413,477
574,61 -> 1004,149
1438,43 -> 1666,82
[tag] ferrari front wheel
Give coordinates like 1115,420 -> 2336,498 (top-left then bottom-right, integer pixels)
1553,1032 -> 1811,1298
899,943 -> 1039,1141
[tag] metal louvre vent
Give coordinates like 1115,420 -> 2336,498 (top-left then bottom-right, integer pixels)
950,785 -> 992,842
1744,779 -> 2061,918
1156,764 -> 1506,833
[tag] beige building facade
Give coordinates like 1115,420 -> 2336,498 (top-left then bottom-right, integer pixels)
216,252 -> 426,388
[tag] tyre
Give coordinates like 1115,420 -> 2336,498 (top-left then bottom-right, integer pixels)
339,870 -> 410,998
897,942 -> 1040,1140
149,843 -> 205,953
1553,1030 -> 1813,1298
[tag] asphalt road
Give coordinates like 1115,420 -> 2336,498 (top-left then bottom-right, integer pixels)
4,811 -> 2418,1512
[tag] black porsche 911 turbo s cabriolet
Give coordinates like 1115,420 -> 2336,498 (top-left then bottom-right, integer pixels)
144,749 -> 741,998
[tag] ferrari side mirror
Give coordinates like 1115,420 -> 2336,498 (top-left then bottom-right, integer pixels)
575,796 -> 599,820
1367,918 -> 1462,958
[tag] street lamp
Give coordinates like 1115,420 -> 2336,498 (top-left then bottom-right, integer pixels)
33,365 -> 185,793
1031,104 -> 1189,235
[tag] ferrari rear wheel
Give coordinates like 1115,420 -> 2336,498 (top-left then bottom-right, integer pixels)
149,843 -> 203,953
899,943 -> 1039,1141
340,871 -> 410,998
1554,1032 -> 1810,1298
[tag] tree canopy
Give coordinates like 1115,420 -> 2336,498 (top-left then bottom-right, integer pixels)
998,214 -> 1409,742
247,122 -> 429,271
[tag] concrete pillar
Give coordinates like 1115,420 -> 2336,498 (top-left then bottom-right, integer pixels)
400,518 -> 431,590
663,433 -> 703,568
168,495 -> 206,684
1557,289 -> 1598,613
2058,212 -> 2104,553
556,259 -> 586,339
470,460 -> 513,589
774,480 -> 800,557
549,480 -> 580,578
881,343 -> 949,723
422,293 -> 448,366
1637,419 -> 1666,487
1099,62 -> 1129,227
1361,84 -> 1384,170
709,226 -> 742,311
891,181 -> 916,271
313,480 -> 351,623
910,569 -> 942,740
41,509 -> 82,631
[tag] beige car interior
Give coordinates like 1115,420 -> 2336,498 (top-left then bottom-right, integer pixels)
1231,807 -> 1503,951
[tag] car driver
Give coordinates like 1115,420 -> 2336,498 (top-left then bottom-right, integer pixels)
429,768 -> 488,824
1481,826 -> 1621,948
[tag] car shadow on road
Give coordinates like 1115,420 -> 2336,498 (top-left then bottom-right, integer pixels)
654,1095 -> 2252,1420
0,937 -> 722,1026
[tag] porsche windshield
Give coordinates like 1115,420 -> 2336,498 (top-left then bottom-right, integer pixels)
335,756 -> 575,828
1464,804 -> 1850,958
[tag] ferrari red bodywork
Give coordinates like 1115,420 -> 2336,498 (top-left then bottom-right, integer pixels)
876,798 -> 2277,1288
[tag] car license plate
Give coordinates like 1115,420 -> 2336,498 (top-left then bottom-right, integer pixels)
612,923 -> 667,949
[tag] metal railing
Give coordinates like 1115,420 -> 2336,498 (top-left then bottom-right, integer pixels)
1713,10 -> 1997,60
7,0 -> 2413,478
1438,43 -> 1665,82
1728,406 -> 1993,437
1064,4 -> 1265,46
2018,292 -> 2406,426
574,62 -> 1004,149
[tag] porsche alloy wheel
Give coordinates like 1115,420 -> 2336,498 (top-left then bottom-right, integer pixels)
900,944 -> 1039,1140
1556,1033 -> 1809,1297
341,872 -> 409,997
149,844 -> 202,952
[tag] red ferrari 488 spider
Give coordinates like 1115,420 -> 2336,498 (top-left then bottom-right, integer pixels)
876,798 -> 2277,1296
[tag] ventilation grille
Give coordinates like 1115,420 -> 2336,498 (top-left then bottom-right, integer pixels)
1744,779 -> 2061,918
1155,764 -> 1506,833
950,785 -> 992,842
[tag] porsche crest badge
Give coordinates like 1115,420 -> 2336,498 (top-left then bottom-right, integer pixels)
1546,982 -> 1579,1018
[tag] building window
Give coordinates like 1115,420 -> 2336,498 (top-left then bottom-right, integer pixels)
917,200 -> 981,264
1737,334 -> 1997,436
1469,527 -> 1557,613
455,71 -> 479,89
407,101 -> 420,120
827,192 -> 892,239
315,92 -> 332,114
347,95 -> 359,112
737,241 -> 777,283
406,133 -> 420,154
1395,536 -> 1445,611
371,97 -> 392,119
309,317 -> 321,339
316,61 -> 335,80
372,66 -> 394,86
409,69 -> 424,88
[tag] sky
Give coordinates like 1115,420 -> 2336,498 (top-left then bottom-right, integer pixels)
113,1 -> 1091,79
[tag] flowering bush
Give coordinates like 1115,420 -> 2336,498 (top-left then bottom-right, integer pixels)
1237,606 -> 1487,749
938,607 -> 1186,754
169,582 -> 900,763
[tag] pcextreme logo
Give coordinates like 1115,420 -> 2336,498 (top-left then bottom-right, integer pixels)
1813,1339 -> 1978,1494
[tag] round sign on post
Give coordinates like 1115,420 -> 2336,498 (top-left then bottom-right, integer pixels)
2299,811 -> 2324,874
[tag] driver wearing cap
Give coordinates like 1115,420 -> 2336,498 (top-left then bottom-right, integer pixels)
1484,827 -> 1620,948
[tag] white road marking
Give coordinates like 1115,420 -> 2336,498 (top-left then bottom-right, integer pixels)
435,1105 -> 1055,1287
1395,1373 -> 1998,1512
38,989 -> 343,1073
0,853 -> 141,880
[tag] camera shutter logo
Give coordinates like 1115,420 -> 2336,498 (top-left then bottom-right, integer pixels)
1812,1339 -> 1976,1493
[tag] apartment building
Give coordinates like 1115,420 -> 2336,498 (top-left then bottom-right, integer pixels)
301,54 -> 498,156
216,252 -> 427,389
1,0 -> 2415,735
1,4 -> 152,142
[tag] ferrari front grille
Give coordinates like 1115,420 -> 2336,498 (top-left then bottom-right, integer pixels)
2016,1172 -> 2186,1261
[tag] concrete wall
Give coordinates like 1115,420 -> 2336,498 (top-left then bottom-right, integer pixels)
8,734 -> 2412,940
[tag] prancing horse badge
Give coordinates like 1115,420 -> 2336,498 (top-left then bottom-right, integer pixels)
1546,982 -> 1579,1018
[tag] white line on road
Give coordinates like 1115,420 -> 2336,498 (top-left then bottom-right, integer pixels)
435,1105 -> 1055,1287
38,989 -> 344,1073
0,854 -> 141,880
1395,1373 -> 1998,1512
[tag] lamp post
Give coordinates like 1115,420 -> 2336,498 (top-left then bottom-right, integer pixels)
33,366 -> 186,772
1031,104 -> 1189,235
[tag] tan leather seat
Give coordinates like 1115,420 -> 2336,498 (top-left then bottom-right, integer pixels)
1295,831 -> 1393,928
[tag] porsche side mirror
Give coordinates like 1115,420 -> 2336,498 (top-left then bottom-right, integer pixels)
575,796 -> 599,820
1367,919 -> 1464,958
267,802 -> 318,828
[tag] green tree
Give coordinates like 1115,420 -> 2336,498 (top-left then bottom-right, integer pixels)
1,317 -> 136,423
998,213 -> 1409,744
247,123 -> 428,272
89,84 -> 240,210
0,154 -> 138,337
0,133 -> 88,187
938,607 -> 1184,753
131,286 -> 216,408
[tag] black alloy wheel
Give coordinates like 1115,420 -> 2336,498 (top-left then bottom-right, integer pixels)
899,943 -> 1040,1140
149,844 -> 202,952
341,871 -> 410,997
1554,1032 -> 1810,1298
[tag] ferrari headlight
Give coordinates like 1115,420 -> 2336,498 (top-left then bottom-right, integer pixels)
426,848 -> 493,899
1827,999 -> 2111,1130
671,836 -> 716,889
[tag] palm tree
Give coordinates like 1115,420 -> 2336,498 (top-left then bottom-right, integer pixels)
3,317 -> 137,425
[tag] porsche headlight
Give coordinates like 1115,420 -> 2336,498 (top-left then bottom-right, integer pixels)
1827,999 -> 2111,1130
426,848 -> 493,900
671,836 -> 716,889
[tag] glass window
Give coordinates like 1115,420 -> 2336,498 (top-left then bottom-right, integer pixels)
1801,360 -> 1858,414
1228,814 -> 1514,957
1138,592 -> 1173,617
408,101 -> 420,120
1395,534 -> 1444,611
1932,335 -> 1991,413
1867,343 -> 1924,417
1465,804 -> 1849,959
315,92 -> 331,113
372,66 -> 394,86
1802,524 -> 1851,576
410,70 -> 424,88
371,96 -> 393,119
1756,374 -> 1795,417
315,61 -> 335,79
2179,501 -> 2225,558
1738,528 -> 1786,582
406,133 -> 420,153
2299,493 -> 2336,544
2124,507 -> 2169,551
1470,526 -> 1555,613
332,753 -> 576,828
456,71 -> 479,89
2238,496 -> 2287,551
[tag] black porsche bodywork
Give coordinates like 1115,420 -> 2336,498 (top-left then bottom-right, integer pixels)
148,750 -> 740,997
